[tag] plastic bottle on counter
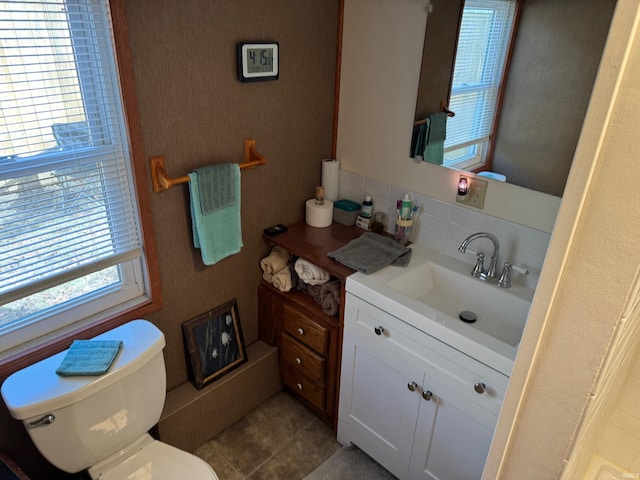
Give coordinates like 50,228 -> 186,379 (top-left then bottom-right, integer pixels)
401,193 -> 411,220
361,195 -> 373,218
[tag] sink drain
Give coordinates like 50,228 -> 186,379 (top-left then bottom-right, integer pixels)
459,310 -> 477,323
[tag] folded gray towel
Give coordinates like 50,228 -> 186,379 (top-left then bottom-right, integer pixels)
320,280 -> 341,316
306,284 -> 322,303
327,232 -> 412,274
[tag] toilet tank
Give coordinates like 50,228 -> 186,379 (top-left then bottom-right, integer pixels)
1,320 -> 166,474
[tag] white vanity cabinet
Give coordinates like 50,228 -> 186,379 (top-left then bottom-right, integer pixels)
338,294 -> 509,480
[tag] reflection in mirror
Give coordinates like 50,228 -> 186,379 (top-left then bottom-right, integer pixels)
414,0 -> 616,197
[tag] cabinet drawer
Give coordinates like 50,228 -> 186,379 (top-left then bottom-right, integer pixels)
283,303 -> 328,354
281,333 -> 326,384
283,368 -> 326,411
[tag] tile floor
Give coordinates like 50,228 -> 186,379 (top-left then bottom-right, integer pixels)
192,390 -> 342,479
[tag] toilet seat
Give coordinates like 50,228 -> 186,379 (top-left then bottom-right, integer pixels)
88,434 -> 218,480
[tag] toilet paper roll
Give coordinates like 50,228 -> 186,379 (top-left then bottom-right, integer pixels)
321,159 -> 339,202
305,198 -> 334,228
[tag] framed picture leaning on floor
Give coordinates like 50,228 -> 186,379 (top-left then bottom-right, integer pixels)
182,298 -> 247,389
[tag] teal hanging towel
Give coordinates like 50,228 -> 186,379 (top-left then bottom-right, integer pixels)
423,112 -> 447,165
188,163 -> 243,265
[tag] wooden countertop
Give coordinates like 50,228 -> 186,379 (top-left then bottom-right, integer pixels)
262,221 -> 365,281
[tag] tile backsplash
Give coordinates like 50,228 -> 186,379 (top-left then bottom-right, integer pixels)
339,170 -> 551,289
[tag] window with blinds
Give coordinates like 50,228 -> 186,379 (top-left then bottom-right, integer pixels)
0,0 -> 148,351
444,0 -> 517,170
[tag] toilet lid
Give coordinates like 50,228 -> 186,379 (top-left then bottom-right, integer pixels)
92,440 -> 218,480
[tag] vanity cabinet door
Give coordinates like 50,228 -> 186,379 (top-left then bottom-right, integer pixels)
338,328 -> 426,476
409,373 -> 497,480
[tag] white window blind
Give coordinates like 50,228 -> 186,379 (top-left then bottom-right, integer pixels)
0,1 -> 143,335
445,0 -> 516,159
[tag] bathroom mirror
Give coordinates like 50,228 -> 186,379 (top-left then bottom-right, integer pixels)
413,0 -> 616,197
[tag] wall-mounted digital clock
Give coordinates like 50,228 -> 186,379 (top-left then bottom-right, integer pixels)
237,42 -> 279,82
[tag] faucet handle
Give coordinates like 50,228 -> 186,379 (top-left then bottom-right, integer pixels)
498,262 -> 512,288
498,261 -> 530,288
471,252 -> 485,277
511,264 -> 530,276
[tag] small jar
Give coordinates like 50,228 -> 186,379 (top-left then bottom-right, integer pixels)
370,211 -> 386,234
361,195 -> 373,218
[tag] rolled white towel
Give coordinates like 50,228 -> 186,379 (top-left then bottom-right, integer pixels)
260,246 -> 291,282
294,258 -> 330,285
272,267 -> 292,292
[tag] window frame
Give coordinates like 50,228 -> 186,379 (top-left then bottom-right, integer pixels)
0,0 -> 162,377
444,0 -> 521,174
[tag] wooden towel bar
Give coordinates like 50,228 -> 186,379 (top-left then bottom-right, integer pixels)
413,101 -> 456,126
150,138 -> 267,193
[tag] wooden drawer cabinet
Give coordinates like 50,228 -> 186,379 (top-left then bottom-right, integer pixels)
282,366 -> 326,411
259,221 -> 365,430
259,281 -> 341,428
280,329 -> 327,410
280,333 -> 326,382
282,303 -> 329,355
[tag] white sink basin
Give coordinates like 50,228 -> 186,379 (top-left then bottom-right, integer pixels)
345,244 -> 534,375
386,260 -> 529,347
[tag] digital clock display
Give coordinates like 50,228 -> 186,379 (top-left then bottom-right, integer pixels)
246,48 -> 274,74
237,42 -> 279,82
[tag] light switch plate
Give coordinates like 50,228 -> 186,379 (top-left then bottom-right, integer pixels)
456,176 -> 488,209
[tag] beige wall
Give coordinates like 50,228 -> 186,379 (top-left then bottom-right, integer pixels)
0,2 -> 339,477
488,1 -> 640,476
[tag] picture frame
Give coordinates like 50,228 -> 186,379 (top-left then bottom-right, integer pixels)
182,299 -> 247,390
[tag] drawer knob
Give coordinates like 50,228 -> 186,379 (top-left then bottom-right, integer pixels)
474,382 -> 486,394
407,381 -> 418,392
422,390 -> 433,401
296,383 -> 303,390
374,326 -> 385,336
297,327 -> 304,335
295,357 -> 302,365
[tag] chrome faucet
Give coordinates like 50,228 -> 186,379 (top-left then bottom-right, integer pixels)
458,232 -> 500,280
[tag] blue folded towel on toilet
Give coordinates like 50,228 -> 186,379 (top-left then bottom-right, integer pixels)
55,340 -> 123,376
188,164 -> 243,265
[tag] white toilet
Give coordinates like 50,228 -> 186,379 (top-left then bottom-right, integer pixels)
1,320 -> 219,479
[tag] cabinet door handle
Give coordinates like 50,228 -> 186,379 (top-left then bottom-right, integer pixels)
295,357 -> 302,365
297,327 -> 304,335
374,326 -> 385,336
297,383 -> 303,390
407,381 -> 418,392
422,390 -> 433,401
474,382 -> 486,394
